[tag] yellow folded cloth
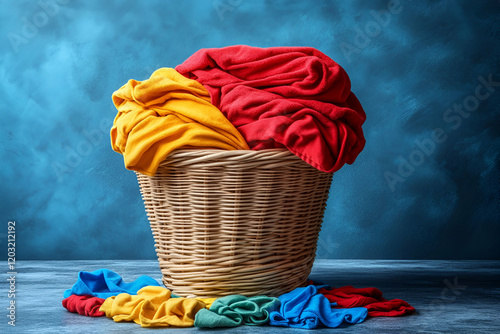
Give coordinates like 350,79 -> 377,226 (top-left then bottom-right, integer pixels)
110,67 -> 249,176
99,286 -> 215,327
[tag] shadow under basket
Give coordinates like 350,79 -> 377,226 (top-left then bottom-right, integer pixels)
136,149 -> 333,298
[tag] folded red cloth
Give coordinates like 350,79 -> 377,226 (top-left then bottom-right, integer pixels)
176,45 -> 366,173
318,286 -> 415,317
62,294 -> 105,317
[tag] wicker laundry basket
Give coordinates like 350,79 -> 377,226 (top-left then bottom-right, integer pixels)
136,149 -> 333,298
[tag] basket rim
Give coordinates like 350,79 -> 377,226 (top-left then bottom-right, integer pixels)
167,148 -> 292,157
156,148 -> 305,168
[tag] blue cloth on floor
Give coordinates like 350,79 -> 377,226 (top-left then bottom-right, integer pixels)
269,285 -> 367,329
63,269 -> 161,299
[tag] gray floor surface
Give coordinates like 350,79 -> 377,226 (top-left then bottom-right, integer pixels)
1,259 -> 499,333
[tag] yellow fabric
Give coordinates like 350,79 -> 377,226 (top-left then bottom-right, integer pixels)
197,297 -> 216,309
99,286 -> 215,328
110,67 -> 249,176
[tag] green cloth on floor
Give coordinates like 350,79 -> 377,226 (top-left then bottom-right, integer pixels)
194,295 -> 280,328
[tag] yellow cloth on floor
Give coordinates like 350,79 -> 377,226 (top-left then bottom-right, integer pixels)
110,67 -> 249,176
99,286 -> 215,327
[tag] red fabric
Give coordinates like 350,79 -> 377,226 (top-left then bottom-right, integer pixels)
318,286 -> 415,317
176,45 -> 366,173
62,294 -> 105,317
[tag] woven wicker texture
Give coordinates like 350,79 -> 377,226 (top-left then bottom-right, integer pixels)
136,149 -> 333,298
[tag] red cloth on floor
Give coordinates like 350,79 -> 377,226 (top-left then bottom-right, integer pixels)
62,294 -> 105,317
176,45 -> 366,173
318,286 -> 415,317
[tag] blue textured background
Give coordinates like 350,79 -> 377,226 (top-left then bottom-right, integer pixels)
1,0 -> 498,260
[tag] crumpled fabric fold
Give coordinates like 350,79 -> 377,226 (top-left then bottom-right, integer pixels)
194,295 -> 280,328
63,268 -> 160,299
62,294 -> 105,317
318,286 -> 416,317
111,67 -> 249,176
269,285 -> 367,329
99,286 -> 215,327
176,45 -> 366,173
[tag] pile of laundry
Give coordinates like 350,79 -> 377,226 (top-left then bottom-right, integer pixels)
62,269 -> 415,329
110,45 -> 366,176
86,46 -> 405,330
